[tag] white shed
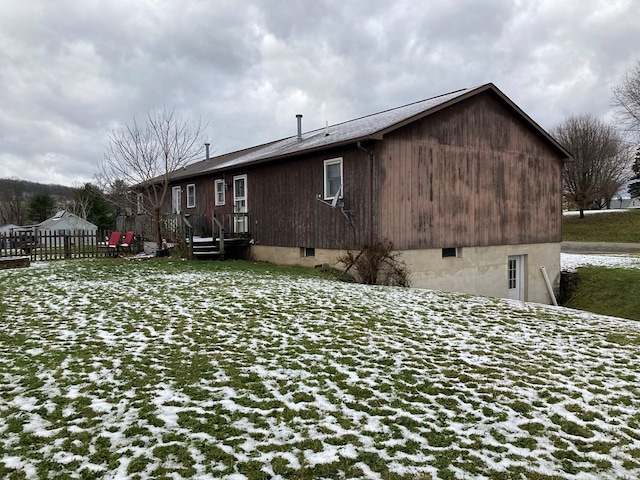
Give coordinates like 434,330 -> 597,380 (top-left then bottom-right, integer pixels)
37,211 -> 98,246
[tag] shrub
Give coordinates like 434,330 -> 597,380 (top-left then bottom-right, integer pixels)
337,240 -> 410,287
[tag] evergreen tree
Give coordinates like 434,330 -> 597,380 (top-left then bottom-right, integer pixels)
27,192 -> 56,223
629,148 -> 640,199
84,184 -> 116,231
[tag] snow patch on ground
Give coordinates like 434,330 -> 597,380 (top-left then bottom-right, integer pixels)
0,259 -> 639,479
562,252 -> 640,271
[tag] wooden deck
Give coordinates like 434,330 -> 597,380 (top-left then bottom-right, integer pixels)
0,256 -> 30,270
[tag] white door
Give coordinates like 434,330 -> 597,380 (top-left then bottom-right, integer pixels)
507,255 -> 524,301
172,186 -> 181,214
233,175 -> 248,233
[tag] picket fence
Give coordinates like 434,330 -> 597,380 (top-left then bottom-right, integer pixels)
0,230 -> 140,261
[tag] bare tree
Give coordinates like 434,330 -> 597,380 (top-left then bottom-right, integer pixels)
629,148 -> 640,199
612,60 -> 640,140
0,178 -> 27,225
98,107 -> 206,248
104,179 -> 132,217
63,182 -> 91,220
552,114 -> 632,218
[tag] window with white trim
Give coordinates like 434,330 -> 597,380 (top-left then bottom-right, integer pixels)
186,184 -> 196,208
215,179 -> 225,206
172,186 -> 181,214
324,157 -> 343,200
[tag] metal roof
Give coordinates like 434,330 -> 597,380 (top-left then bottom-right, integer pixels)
168,83 -> 571,181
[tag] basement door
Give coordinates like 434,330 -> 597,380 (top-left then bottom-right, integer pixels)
233,175 -> 248,233
507,255 -> 524,301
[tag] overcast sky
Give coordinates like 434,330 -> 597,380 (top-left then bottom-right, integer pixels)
1,0 -> 639,187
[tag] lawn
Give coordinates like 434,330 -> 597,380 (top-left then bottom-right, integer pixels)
562,265 -> 640,321
1,259 -> 640,479
563,209 -> 640,242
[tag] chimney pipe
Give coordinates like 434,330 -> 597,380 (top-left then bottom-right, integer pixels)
205,143 -> 210,162
296,114 -> 303,140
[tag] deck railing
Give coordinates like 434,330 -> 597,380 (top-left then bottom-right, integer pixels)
116,213 -> 206,242
212,212 -> 251,238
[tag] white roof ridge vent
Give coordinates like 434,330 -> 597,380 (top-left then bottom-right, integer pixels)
324,121 -> 329,136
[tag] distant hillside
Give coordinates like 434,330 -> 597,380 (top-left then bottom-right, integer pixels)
0,177 -> 79,225
0,178 -> 76,200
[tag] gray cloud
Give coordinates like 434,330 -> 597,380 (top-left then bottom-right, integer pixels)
1,0 -> 639,186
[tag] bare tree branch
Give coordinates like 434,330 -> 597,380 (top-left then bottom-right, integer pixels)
97,107 -> 207,247
612,60 -> 640,140
552,114 -> 632,217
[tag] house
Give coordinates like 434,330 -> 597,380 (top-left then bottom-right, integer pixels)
156,83 -> 570,304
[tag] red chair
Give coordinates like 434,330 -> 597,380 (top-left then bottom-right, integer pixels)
118,231 -> 135,253
98,231 -> 122,256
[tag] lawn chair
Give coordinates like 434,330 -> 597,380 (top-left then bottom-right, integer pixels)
98,231 -> 122,256
118,231 -> 135,254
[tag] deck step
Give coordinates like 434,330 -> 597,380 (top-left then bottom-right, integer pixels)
191,235 -> 250,260
193,251 -> 221,258
192,237 -> 220,259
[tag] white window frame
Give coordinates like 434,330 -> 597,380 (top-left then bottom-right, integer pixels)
172,186 -> 181,214
215,179 -> 225,206
324,157 -> 343,200
233,174 -> 248,234
186,184 -> 196,209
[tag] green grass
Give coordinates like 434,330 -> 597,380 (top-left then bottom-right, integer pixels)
563,209 -> 640,242
564,266 -> 640,321
1,259 -> 640,479
562,209 -> 640,320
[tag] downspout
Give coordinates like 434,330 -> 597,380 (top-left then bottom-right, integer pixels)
540,266 -> 558,306
357,141 -> 374,246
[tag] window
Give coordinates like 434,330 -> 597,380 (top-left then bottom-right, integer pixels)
233,175 -> 248,233
172,186 -> 181,214
300,247 -> 315,257
136,193 -> 144,214
215,179 -> 225,206
508,258 -> 517,289
324,158 -> 343,200
186,184 -> 196,208
442,247 -> 458,258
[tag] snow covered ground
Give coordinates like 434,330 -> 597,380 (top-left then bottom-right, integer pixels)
562,252 -> 640,271
0,259 -> 639,479
563,209 -> 629,216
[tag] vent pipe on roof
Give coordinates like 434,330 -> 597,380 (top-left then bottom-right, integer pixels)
205,143 -> 210,162
296,114 -> 303,140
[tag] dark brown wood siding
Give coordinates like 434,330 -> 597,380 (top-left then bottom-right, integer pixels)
238,148 -> 373,250
161,177 -> 217,235
377,92 -> 564,249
